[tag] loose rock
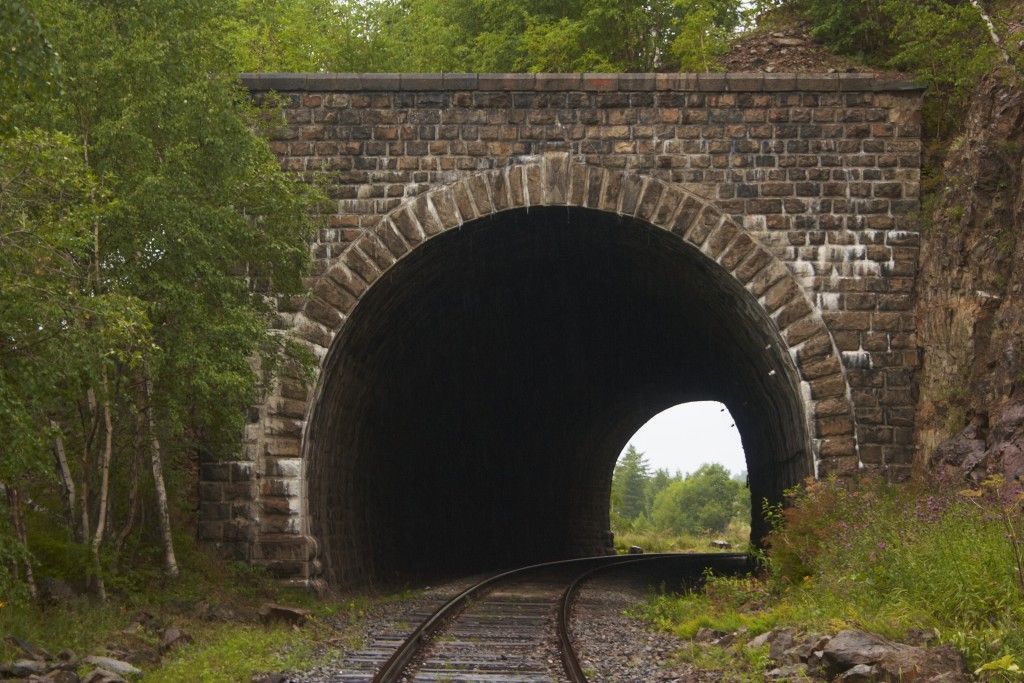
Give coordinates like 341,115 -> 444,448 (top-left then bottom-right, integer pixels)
4,635 -> 51,661
765,663 -> 809,680
767,627 -> 798,662
836,663 -> 879,681
82,657 -> 140,678
158,627 -> 192,654
259,603 -> 310,627
82,668 -> 125,683
1,659 -> 49,677
694,627 -> 727,644
822,629 -> 970,682
36,670 -> 81,683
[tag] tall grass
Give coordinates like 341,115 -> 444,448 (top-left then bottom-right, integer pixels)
614,520 -> 751,554
638,477 -> 1024,671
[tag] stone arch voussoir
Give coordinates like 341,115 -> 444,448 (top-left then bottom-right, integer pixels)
299,154 -> 860,474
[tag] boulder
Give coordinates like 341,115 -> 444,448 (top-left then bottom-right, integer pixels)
158,628 -> 192,654
714,629 -> 745,647
258,604 -> 310,627
82,657 -> 140,678
1,659 -> 49,677
694,627 -> 727,644
710,539 -> 732,549
929,406 -> 1024,494
779,633 -> 830,664
36,670 -> 81,683
628,545 -> 644,555
765,663 -> 809,680
251,674 -> 294,683
82,669 -> 125,683
821,630 -> 970,682
767,627 -> 798,662
4,636 -> 51,661
747,631 -> 772,649
836,663 -> 879,681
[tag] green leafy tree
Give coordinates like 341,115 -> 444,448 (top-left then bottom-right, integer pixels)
0,1 -> 60,131
1,0 -> 317,598
363,0 -> 746,73
228,0 -> 387,72
645,468 -> 675,517
652,463 -> 748,534
672,0 -> 745,71
786,0 -> 1003,134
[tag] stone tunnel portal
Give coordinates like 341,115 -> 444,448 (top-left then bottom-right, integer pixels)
305,206 -> 813,587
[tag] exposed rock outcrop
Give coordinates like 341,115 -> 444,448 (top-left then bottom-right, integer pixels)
917,69 -> 1024,495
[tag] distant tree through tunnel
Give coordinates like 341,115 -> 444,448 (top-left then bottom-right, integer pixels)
304,206 -> 813,587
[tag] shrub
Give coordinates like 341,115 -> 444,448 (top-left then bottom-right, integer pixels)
788,0 -> 1000,136
641,476 -> 1024,671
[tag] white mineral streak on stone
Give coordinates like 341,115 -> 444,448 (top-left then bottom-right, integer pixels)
854,260 -> 881,276
791,261 -> 814,278
817,292 -> 840,310
842,348 -> 872,370
886,230 -> 914,243
275,459 -> 302,478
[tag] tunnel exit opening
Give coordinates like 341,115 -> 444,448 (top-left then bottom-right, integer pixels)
305,206 -> 813,587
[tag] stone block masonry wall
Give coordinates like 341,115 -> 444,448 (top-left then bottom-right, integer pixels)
196,73 -> 924,582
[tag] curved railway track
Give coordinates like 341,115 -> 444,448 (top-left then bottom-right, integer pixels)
371,552 -> 751,683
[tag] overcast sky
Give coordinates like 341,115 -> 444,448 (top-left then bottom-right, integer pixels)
618,401 -> 747,476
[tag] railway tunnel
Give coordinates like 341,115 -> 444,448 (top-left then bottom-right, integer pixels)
304,206 -> 813,587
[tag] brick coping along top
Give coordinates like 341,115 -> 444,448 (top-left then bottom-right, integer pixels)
240,72 -> 922,93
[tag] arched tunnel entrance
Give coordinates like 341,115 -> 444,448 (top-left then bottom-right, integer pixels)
305,206 -> 813,587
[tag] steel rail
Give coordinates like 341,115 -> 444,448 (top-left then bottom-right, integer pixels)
371,553 -> 660,682
373,551 -> 752,683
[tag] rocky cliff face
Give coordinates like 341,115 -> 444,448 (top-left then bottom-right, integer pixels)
916,70 -> 1024,492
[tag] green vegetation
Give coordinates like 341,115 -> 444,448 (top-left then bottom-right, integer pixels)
610,446 -> 750,551
1,0 -> 316,604
777,0 -> 1023,135
637,477 -> 1024,673
0,540 -> 367,680
3,2 -> 1024,678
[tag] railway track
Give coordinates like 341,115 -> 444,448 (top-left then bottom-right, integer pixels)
370,552 -> 751,683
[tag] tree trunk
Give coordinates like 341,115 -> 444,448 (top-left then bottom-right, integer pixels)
5,485 -> 38,600
90,393 -> 113,602
78,389 -> 98,547
113,407 -> 145,558
145,374 -> 179,578
50,421 -> 78,538
968,0 -> 1013,67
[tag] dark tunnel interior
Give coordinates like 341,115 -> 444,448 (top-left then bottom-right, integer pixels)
305,206 -> 813,587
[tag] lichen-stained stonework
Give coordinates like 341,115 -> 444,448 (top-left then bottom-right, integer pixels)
197,73 -> 923,583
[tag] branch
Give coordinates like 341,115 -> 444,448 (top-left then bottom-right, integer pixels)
969,0 -> 1012,66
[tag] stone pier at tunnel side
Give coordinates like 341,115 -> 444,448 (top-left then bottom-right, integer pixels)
196,72 -> 924,586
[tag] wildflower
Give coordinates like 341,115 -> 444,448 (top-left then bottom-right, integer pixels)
878,541 -> 887,550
